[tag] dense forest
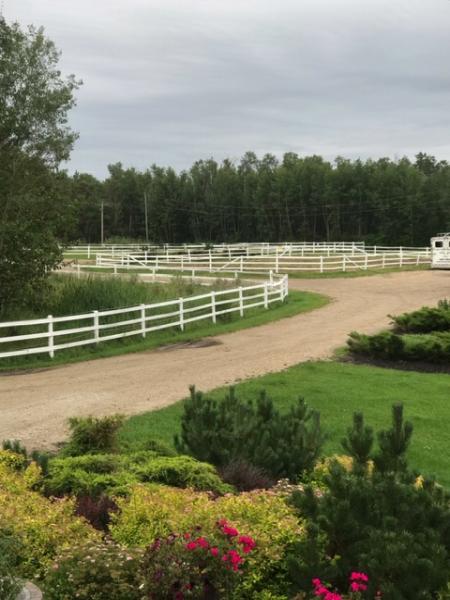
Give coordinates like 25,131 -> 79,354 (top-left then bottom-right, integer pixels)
65,152 -> 450,246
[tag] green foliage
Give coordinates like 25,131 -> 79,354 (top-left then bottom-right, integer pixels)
0,528 -> 23,600
62,415 -> 125,456
111,485 -> 301,598
391,300 -> 450,333
45,451 -> 230,497
0,461 -> 98,579
175,386 -> 325,481
2,440 -> 50,475
141,522 -> 256,599
0,19 -> 80,313
288,405 -> 450,599
66,152 -> 450,247
132,455 -> 233,494
43,540 -> 144,600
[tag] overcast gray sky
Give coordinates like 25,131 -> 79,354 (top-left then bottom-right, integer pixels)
7,0 -> 450,178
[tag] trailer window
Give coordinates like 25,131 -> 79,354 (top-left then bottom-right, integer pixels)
435,241 -> 444,248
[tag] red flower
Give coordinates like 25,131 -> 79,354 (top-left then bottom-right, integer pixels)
210,547 -> 219,557
195,536 -> 209,549
185,541 -> 197,551
222,525 -> 239,537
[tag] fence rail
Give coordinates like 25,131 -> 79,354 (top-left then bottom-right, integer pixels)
0,276 -> 288,360
94,249 -> 430,276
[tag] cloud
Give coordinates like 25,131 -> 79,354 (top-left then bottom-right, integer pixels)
7,0 -> 450,177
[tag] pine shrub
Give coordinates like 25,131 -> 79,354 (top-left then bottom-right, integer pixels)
288,404 -> 450,599
175,386 -> 325,481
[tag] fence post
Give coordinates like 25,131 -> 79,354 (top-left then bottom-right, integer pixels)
144,250 -> 148,263
373,245 -> 377,255
211,291 -> 217,323
382,253 -> 386,269
416,254 -> 420,266
181,256 -> 184,272
87,245 -> 91,259
93,310 -> 100,344
399,247 -> 403,267
264,282 -> 269,309
179,298 -> 184,331
140,304 -> 146,337
320,256 -> 324,273
275,254 -> 279,273
269,269 -> 273,284
48,315 -> 54,358
209,250 -> 212,273
364,255 -> 368,270
188,249 -> 191,262
240,256 -> 243,272
342,256 -> 346,272
239,287 -> 244,317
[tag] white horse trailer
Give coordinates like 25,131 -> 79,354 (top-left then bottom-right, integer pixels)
431,233 -> 450,269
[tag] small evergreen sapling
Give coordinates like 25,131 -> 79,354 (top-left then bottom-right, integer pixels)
175,386 -> 325,481
288,404 -> 450,600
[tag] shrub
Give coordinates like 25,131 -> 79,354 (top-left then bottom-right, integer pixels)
0,528 -> 23,600
132,455 -> 233,495
219,460 -> 275,492
391,301 -> 450,333
45,452 -> 230,497
0,461 -> 98,579
45,454 -> 137,497
111,485 -> 302,598
62,415 -> 125,456
1,441 -> 50,475
141,520 -> 256,599
43,540 -> 144,600
175,386 -> 325,481
75,495 -> 118,531
287,405 -> 450,599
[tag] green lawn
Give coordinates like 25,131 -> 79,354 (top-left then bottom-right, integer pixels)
120,361 -> 450,487
0,290 -> 328,371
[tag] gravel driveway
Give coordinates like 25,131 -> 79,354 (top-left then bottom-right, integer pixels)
1,270 -> 449,450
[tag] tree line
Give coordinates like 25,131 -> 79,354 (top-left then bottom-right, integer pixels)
66,152 -> 450,246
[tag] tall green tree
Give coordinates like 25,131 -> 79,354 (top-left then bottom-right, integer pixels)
0,18 -> 81,313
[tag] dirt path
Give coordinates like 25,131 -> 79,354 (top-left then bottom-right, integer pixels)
2,270 -> 450,450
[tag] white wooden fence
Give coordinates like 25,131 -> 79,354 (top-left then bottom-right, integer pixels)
94,248 -> 430,276
64,241 -> 367,259
0,276 -> 288,360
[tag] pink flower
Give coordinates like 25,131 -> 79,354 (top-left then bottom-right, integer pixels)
185,541 -> 197,551
195,536 -> 209,549
350,572 -> 369,582
210,547 -> 219,557
222,525 -> 239,537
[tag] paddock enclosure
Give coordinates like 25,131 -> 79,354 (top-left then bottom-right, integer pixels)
66,241 -> 431,276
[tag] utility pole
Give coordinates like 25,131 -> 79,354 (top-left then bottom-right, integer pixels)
144,191 -> 149,243
100,201 -> 104,244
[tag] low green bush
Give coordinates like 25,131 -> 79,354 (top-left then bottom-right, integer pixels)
391,299 -> 450,333
45,452 -> 230,497
132,455 -> 233,494
62,415 -> 125,456
348,330 -> 450,364
43,540 -> 144,600
288,405 -> 450,599
175,386 -> 325,481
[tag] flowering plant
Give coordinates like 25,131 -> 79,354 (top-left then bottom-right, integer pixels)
141,518 -> 256,599
311,573 -> 373,599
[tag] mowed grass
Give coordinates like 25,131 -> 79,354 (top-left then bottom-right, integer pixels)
0,276 -> 328,370
120,361 -> 450,487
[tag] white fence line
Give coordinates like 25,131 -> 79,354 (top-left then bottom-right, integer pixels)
95,250 -> 430,275
0,276 -> 288,360
63,241 -> 368,258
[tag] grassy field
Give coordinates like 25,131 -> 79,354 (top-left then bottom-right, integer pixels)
119,361 -> 450,487
0,278 -> 328,370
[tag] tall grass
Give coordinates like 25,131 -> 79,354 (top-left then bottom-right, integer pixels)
1,275 -> 212,320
